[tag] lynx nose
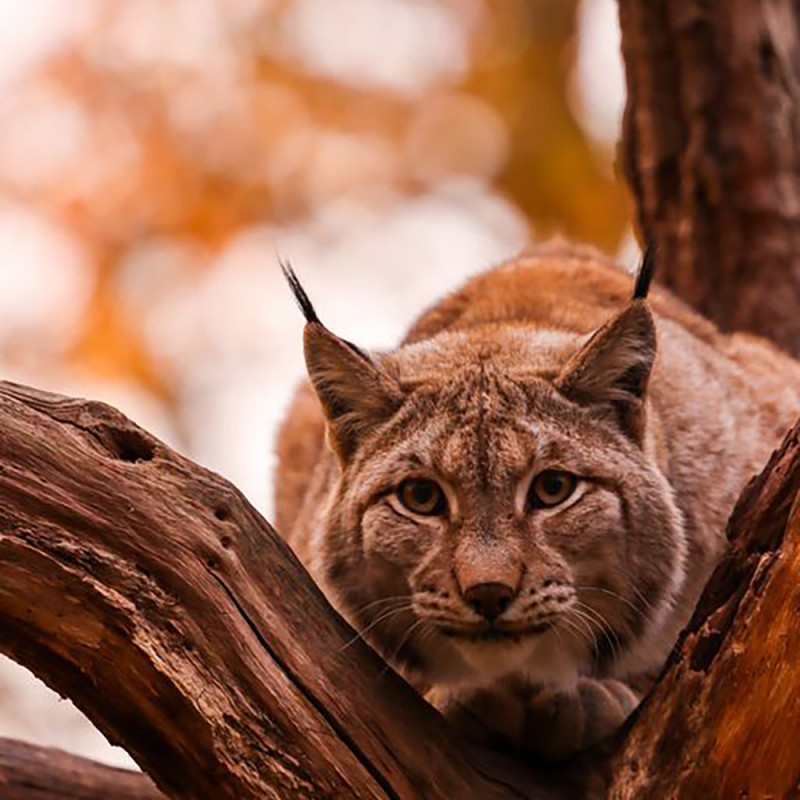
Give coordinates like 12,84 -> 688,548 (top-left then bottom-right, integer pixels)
464,582 -> 515,622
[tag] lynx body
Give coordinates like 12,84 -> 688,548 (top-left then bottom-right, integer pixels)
275,243 -> 800,758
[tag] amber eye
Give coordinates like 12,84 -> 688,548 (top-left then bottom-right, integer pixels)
398,478 -> 446,516
528,470 -> 577,509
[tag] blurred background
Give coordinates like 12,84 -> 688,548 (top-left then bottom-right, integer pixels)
0,0 -> 633,769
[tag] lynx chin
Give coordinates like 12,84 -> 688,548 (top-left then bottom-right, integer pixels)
275,242 -> 800,760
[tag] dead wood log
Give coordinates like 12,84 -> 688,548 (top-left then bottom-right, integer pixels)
0,737 -> 162,800
619,0 -> 800,355
609,418 -> 800,797
0,380 -> 597,800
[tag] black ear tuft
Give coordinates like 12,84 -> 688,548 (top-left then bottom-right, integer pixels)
632,240 -> 656,301
280,258 -> 320,325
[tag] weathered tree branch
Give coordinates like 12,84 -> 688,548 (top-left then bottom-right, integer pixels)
619,0 -> 800,355
0,737 -> 162,800
0,380 -> 593,800
3,378 -> 800,798
609,418 -> 800,797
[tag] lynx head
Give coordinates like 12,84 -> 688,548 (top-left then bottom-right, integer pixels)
282,250 -> 686,689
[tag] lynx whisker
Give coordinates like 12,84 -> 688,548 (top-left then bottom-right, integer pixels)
557,614 -> 597,653
337,604 -> 413,654
381,618 -> 432,677
353,595 -> 413,616
576,585 -> 647,619
573,602 -> 624,664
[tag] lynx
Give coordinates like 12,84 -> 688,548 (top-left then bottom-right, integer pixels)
275,242 -> 800,760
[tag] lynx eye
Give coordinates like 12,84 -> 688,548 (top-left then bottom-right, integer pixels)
397,478 -> 446,516
529,470 -> 576,509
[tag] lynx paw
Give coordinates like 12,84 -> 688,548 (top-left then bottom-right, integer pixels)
428,677 -> 640,762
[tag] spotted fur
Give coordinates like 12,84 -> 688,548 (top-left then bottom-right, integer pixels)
275,241 -> 800,760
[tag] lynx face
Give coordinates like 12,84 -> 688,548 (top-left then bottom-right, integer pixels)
303,306 -> 687,690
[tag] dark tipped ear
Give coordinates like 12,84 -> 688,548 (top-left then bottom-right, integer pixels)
281,260 -> 403,460
280,258 -> 320,324
556,301 -> 656,442
632,240 -> 656,300
303,324 -> 403,461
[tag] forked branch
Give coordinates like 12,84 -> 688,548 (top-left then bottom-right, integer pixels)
0,381 -> 584,800
2,370 -> 800,799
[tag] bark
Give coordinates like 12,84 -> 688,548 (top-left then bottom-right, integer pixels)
0,381 -> 591,800
615,4 -> 800,789
0,737 -> 162,800
609,418 -> 800,797
619,0 -> 800,355
3,378 -> 800,798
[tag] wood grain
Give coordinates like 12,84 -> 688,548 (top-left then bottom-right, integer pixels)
619,0 -> 800,355
0,380 -> 582,799
0,737 -> 162,800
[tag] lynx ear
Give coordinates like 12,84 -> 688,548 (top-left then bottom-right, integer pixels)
303,325 -> 402,460
556,301 -> 656,442
281,260 -> 402,461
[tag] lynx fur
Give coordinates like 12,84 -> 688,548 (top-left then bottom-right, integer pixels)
275,242 -> 800,759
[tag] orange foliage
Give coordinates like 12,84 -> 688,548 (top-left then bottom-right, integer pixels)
0,0 -> 630,410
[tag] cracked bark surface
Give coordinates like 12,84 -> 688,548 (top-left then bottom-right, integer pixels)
619,0 -> 800,356
609,419 -> 800,798
0,380 -> 593,800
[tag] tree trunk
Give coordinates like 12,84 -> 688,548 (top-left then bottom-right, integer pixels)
620,0 -> 800,355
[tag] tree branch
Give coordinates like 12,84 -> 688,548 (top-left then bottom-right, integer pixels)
0,380 -> 590,799
0,737 -> 162,800
610,418 -> 800,796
